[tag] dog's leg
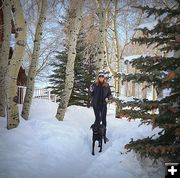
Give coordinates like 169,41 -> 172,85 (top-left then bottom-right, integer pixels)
98,141 -> 101,147
92,140 -> 95,155
99,140 -> 102,152
104,129 -> 106,144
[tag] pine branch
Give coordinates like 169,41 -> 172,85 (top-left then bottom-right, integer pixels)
132,5 -> 180,19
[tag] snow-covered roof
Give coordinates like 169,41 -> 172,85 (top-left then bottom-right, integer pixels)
137,20 -> 158,30
118,96 -> 136,102
123,55 -> 142,62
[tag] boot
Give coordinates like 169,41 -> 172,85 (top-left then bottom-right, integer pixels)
105,137 -> 109,142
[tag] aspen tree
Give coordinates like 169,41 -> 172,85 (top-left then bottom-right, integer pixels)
96,0 -> 111,71
21,0 -> 48,120
0,0 -> 11,117
113,0 -> 121,97
5,0 -> 27,129
104,5 -> 117,91
56,0 -> 84,121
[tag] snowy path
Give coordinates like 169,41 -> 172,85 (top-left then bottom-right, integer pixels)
0,99 -> 164,178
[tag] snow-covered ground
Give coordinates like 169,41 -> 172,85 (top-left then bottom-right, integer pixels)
0,99 -> 165,178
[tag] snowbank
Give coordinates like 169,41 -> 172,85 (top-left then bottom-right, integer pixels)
0,99 -> 164,178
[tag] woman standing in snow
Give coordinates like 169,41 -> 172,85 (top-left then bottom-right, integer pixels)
89,72 -> 112,140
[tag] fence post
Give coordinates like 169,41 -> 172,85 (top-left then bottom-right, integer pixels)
48,90 -> 51,101
22,86 -> 26,103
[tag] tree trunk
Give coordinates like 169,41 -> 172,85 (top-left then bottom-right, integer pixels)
105,39 -> 114,74
5,0 -> 27,129
0,0 -> 11,117
21,0 -> 48,120
142,81 -> 147,99
104,4 -> 117,89
113,0 -> 121,97
96,0 -> 107,71
124,63 -> 129,96
56,0 -> 84,121
131,68 -> 136,96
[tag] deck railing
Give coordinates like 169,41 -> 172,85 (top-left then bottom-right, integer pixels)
17,86 -> 57,104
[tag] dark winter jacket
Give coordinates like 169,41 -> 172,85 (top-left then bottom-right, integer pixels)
89,83 -> 112,107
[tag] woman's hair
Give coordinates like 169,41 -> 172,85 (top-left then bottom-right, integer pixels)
95,77 -> 109,87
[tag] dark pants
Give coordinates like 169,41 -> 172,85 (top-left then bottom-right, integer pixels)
93,104 -> 107,128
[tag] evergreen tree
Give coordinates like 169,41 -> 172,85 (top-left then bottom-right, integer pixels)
71,45 -> 97,107
48,46 -> 97,107
116,2 -> 180,162
48,51 -> 67,98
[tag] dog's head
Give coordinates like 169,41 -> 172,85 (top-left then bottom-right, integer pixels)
90,124 -> 105,135
90,124 -> 99,133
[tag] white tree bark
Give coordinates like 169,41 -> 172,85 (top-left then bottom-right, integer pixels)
103,0 -> 121,97
5,0 -> 27,129
96,0 -> 109,71
104,10 -> 117,93
21,0 -> 48,120
56,0 -> 84,121
0,0 -> 11,117
105,37 -> 116,76
113,0 -> 121,97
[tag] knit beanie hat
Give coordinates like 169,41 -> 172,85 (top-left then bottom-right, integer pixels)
98,71 -> 105,77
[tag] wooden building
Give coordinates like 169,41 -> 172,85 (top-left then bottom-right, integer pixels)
0,0 -> 27,104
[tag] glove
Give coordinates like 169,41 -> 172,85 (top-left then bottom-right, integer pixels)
105,98 -> 109,103
90,85 -> 94,92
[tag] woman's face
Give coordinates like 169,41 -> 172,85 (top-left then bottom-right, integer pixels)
98,75 -> 104,83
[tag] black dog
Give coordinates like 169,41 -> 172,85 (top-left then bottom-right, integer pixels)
90,123 -> 106,155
